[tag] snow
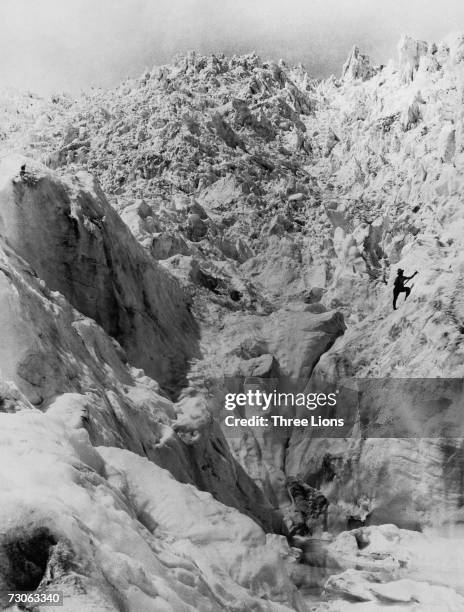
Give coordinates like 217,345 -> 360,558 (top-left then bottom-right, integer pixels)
1,30 -> 464,610
0,409 -> 301,611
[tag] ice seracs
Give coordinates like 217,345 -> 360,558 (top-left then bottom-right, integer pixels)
1,31 -> 464,609
398,34 -> 429,83
341,46 -> 375,82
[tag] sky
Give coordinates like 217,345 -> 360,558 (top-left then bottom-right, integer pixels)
1,0 -> 464,95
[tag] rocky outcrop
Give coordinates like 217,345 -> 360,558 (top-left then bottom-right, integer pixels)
284,478 -> 328,537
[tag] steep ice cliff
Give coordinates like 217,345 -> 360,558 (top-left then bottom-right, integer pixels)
0,161 -> 291,610
0,155 -> 198,394
284,32 -> 464,537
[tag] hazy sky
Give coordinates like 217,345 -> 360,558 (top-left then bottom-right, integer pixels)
1,0 -> 464,95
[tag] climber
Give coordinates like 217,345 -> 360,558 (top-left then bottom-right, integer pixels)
19,163 -> 26,178
393,268 -> 418,310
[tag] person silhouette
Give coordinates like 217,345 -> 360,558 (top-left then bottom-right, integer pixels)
393,268 -> 418,310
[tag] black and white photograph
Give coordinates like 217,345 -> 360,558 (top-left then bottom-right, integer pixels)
1,1 -> 464,610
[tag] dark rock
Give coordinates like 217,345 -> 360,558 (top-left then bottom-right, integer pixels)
229,289 -> 242,302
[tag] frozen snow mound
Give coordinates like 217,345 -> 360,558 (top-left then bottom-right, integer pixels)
0,409 -> 304,611
315,524 -> 464,611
